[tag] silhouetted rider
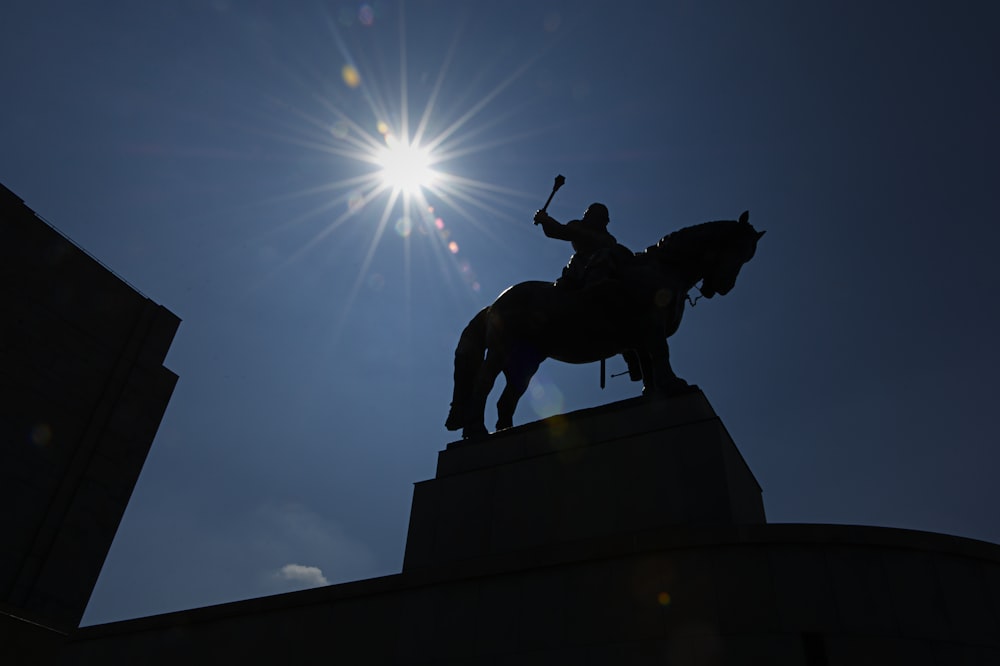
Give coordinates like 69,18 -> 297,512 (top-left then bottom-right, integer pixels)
533,202 -> 642,381
533,202 -> 633,289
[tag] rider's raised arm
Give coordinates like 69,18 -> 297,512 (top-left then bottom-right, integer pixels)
534,210 -> 575,241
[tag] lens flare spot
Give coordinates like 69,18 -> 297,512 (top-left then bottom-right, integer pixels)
341,64 -> 361,88
359,4 -> 375,26
377,120 -> 389,135
657,592 -> 672,606
395,217 -> 413,237
31,423 -> 52,446
545,413 -> 570,437
434,218 -> 445,230
654,288 -> 673,307
530,380 -> 564,419
330,121 -> 349,139
347,190 -> 365,213
448,241 -> 459,254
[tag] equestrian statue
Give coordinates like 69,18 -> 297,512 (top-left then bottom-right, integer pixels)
445,176 -> 765,439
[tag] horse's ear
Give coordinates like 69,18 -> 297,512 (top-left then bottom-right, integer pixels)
739,210 -> 749,224
756,230 -> 766,240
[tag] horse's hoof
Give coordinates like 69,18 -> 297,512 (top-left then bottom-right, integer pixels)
445,410 -> 463,431
642,377 -> 689,396
663,377 -> 690,393
462,424 -> 489,439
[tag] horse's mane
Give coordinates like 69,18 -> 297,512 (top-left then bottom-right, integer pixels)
642,218 -> 744,260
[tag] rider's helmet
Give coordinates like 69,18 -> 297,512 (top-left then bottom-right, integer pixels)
582,203 -> 610,227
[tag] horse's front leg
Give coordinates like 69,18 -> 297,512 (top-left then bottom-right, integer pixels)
639,340 -> 688,395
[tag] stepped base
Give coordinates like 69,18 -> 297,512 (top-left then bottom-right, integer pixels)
404,388 -> 765,570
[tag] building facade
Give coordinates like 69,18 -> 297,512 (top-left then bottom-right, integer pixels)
1,183 -> 180,643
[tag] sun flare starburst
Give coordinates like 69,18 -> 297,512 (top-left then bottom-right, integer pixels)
256,6 -> 550,339
376,133 -> 437,196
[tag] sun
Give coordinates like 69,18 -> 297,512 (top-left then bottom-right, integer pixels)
376,133 -> 437,196
260,5 -> 550,335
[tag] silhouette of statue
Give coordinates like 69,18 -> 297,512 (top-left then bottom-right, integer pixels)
534,202 -> 642,380
446,211 -> 764,439
533,203 -> 634,288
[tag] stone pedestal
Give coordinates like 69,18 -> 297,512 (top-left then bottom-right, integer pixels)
403,388 -> 764,570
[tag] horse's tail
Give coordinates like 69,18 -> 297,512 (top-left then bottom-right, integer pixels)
445,307 -> 490,431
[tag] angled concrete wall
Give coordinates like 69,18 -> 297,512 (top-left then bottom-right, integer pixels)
0,183 -> 180,630
61,524 -> 1000,664
56,392 -> 1000,664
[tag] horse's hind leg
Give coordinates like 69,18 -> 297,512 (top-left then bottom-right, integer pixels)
496,352 -> 542,431
446,308 -> 489,431
463,348 -> 505,438
445,354 -> 481,431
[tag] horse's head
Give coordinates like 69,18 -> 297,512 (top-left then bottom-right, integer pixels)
642,211 -> 765,298
698,211 -> 764,298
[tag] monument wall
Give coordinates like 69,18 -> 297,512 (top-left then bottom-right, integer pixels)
0,183 -> 180,630
59,394 -> 1000,664
62,524 -> 1000,664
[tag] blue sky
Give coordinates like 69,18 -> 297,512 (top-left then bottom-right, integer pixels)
2,1 -> 998,625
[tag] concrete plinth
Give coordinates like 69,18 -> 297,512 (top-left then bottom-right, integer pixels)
404,388 -> 764,570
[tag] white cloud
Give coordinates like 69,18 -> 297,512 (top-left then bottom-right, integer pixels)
276,563 -> 328,587
252,502 -> 380,595
255,502 -> 378,581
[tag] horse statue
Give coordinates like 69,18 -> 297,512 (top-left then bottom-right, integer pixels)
446,211 -> 764,439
